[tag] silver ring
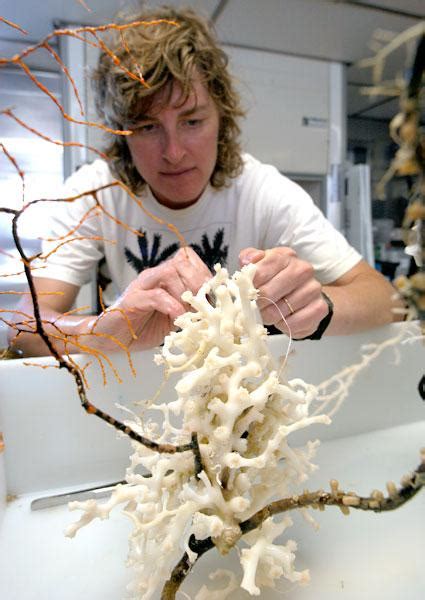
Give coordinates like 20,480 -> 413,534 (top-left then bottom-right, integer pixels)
283,297 -> 295,315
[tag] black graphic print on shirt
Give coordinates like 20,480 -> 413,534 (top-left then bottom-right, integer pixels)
124,230 -> 180,272
190,228 -> 228,271
124,228 -> 228,274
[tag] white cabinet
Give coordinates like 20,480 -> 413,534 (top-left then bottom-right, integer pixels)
225,47 -> 344,175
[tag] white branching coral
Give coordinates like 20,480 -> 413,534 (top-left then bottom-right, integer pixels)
65,263 -> 330,598
240,516 -> 309,595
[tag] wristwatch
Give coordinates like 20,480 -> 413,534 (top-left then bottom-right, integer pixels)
301,291 -> 334,340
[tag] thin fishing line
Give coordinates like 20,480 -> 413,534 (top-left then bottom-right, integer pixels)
258,294 -> 293,377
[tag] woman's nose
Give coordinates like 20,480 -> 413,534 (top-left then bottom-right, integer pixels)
162,130 -> 186,164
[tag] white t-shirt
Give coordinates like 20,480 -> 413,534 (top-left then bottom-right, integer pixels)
35,154 -> 361,303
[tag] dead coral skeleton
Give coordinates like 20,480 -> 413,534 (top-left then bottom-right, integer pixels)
65,265 -> 425,600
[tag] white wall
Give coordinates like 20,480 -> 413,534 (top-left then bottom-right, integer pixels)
224,46 -> 340,176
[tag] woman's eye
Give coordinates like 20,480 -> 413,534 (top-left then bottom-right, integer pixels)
136,123 -> 157,134
185,118 -> 202,127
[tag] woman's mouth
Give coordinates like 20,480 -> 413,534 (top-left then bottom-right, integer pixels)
161,168 -> 194,177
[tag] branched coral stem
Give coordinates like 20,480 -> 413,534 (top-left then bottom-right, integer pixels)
161,459 -> 425,599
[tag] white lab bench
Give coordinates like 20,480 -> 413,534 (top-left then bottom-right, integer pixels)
0,322 -> 424,599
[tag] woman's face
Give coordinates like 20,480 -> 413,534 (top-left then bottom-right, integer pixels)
126,75 -> 220,209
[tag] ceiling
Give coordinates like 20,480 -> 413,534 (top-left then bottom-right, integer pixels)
1,0 -> 424,122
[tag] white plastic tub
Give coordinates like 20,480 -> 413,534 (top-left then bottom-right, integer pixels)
0,322 -> 424,599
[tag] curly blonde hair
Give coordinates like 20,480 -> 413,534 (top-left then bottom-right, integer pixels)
92,6 -> 245,194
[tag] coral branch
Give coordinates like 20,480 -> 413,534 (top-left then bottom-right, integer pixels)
162,456 -> 425,598
14,57 -> 131,136
89,30 -> 150,87
1,109 -> 107,157
0,197 -> 193,456
0,142 -> 25,200
0,16 -> 28,34
42,42 -> 85,115
76,0 -> 92,13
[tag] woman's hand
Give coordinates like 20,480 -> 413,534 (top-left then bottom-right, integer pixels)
239,246 -> 329,338
94,247 -> 211,349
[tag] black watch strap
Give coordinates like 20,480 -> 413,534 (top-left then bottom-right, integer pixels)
300,291 -> 334,340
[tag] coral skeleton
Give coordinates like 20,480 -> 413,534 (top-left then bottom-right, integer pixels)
65,263 -> 330,598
